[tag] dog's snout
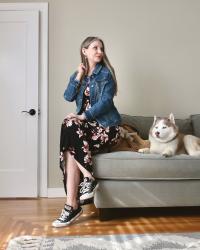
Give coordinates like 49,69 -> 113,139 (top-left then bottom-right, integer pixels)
155,131 -> 160,136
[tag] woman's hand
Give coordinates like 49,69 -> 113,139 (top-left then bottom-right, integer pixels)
75,63 -> 86,81
66,113 -> 86,121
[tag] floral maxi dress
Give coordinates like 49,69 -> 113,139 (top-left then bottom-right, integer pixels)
60,76 -> 120,194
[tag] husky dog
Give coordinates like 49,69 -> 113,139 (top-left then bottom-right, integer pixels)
139,113 -> 200,157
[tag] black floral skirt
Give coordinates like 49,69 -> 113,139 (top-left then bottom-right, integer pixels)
60,117 -> 120,194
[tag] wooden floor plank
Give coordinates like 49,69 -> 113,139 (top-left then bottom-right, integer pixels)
1,198 -> 200,249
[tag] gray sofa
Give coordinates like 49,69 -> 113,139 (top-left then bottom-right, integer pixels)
93,114 -> 200,219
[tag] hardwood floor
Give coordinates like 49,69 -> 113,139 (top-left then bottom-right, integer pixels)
1,198 -> 200,249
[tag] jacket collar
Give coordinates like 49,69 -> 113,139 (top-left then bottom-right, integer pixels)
92,63 -> 103,76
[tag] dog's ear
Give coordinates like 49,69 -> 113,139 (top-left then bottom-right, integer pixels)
168,113 -> 175,124
153,115 -> 157,125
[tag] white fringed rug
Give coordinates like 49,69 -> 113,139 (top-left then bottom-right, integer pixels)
7,232 -> 200,250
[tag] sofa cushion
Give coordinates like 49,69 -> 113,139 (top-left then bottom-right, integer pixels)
191,114 -> 200,137
93,151 -> 200,180
121,114 -> 194,139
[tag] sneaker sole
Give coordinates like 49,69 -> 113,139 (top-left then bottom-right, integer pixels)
52,209 -> 83,228
79,183 -> 99,201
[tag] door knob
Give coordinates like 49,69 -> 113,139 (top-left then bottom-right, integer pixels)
21,109 -> 36,116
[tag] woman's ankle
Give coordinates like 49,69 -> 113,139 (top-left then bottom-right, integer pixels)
65,201 -> 78,210
84,174 -> 95,180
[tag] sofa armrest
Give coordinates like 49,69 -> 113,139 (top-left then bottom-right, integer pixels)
191,114 -> 200,137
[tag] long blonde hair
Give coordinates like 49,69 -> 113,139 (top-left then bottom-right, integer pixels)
80,36 -> 118,95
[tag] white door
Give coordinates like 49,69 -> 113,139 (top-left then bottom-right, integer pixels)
0,10 -> 39,197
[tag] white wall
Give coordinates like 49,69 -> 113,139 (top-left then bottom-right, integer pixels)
1,0 -> 200,188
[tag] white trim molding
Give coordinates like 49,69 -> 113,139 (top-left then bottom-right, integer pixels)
0,3 -> 49,197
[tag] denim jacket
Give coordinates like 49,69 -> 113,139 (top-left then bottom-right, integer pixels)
64,63 -> 121,128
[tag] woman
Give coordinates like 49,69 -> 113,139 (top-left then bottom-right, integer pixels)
52,36 -> 121,227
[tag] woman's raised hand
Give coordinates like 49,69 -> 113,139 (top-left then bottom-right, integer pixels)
75,63 -> 86,81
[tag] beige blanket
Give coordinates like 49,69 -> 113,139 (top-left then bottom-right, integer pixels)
110,124 -> 150,152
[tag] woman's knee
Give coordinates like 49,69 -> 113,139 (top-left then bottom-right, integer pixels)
62,117 -> 81,131
62,117 -> 72,127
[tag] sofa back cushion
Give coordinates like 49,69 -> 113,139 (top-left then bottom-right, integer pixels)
191,114 -> 200,137
121,114 -> 194,139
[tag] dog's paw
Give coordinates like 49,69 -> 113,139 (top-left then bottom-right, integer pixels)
162,151 -> 174,157
162,153 -> 171,157
138,148 -> 150,154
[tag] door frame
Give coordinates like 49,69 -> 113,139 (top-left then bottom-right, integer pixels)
0,3 -> 48,197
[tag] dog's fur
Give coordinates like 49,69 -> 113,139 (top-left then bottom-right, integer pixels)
110,124 -> 150,152
138,113 -> 200,157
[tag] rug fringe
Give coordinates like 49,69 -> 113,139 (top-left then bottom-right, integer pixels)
7,236 -> 43,250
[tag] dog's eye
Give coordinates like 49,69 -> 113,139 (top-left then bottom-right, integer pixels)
162,126 -> 167,129
155,126 -> 158,129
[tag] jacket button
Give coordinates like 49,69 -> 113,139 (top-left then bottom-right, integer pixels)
91,85 -> 94,87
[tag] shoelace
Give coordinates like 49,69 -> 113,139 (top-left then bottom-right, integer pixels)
80,182 -> 92,194
79,181 -> 86,187
59,209 -> 70,221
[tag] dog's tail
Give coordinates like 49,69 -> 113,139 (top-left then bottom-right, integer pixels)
184,135 -> 200,156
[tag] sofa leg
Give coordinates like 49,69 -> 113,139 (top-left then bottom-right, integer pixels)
98,208 -> 112,221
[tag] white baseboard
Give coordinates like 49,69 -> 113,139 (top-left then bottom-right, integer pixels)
48,188 -> 66,198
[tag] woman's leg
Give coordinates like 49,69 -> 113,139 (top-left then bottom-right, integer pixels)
65,151 -> 96,204
75,160 -> 94,180
52,150 -> 84,228
65,151 -> 80,209
65,150 -> 94,207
